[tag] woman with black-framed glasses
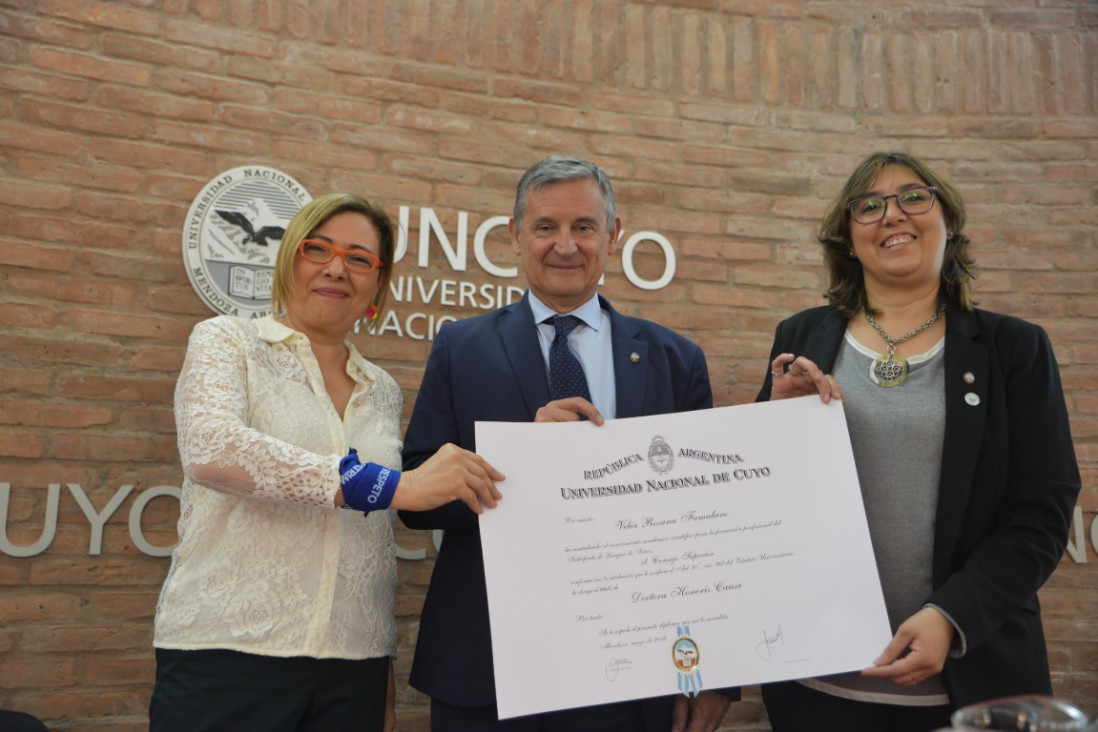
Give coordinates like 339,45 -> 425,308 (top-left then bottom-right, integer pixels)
756,152 -> 1080,731
150,193 -> 503,732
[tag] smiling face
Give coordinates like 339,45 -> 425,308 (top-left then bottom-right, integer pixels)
509,178 -> 622,313
284,210 -> 382,341
849,165 -> 949,295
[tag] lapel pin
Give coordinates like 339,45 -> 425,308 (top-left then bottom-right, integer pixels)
963,372 -> 975,384
965,392 -> 980,406
629,352 -> 640,363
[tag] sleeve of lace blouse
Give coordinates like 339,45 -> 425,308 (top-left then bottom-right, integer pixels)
174,318 -> 340,508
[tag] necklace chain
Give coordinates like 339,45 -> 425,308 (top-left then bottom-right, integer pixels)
863,305 -> 945,357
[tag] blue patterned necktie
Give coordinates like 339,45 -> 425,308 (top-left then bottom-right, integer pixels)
548,315 -> 591,402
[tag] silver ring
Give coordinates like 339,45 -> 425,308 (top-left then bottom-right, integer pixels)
787,367 -> 799,377
770,370 -> 782,378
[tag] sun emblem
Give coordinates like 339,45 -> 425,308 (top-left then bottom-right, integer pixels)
648,435 -> 674,474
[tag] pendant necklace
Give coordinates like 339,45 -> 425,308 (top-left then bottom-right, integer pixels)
863,305 -> 945,388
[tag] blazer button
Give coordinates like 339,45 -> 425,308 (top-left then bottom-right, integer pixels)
965,392 -> 980,406
963,372 -> 975,384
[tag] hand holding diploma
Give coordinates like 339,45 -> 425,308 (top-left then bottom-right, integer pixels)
769,353 -> 844,404
862,606 -> 955,687
535,396 -> 605,425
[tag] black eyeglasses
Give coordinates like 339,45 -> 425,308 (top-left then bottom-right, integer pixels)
847,186 -> 938,224
298,239 -> 384,273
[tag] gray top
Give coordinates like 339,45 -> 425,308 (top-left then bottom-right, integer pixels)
801,330 -> 950,706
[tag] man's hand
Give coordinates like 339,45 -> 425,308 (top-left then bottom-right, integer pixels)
671,691 -> 731,732
534,396 -> 604,424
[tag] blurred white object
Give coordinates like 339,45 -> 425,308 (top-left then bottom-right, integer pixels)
950,695 -> 1089,731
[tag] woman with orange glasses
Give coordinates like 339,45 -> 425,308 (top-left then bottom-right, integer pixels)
150,193 -> 503,732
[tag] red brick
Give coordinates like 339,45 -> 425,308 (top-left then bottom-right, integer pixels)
22,98 -> 146,139
0,402 -> 112,429
96,85 -> 218,124
0,369 -> 51,397
0,68 -> 91,101
156,68 -> 269,104
3,178 -> 72,217
86,137 -> 208,174
56,375 -> 175,404
0,302 -> 61,330
0,10 -> 97,48
18,155 -> 143,196
117,407 -> 176,434
29,47 -> 152,86
0,430 -> 47,459
4,334 -> 125,367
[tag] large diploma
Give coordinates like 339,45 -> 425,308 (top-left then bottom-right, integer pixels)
476,397 -> 892,719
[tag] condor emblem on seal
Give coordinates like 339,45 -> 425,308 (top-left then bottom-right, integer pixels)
648,435 -> 674,474
182,166 -> 311,318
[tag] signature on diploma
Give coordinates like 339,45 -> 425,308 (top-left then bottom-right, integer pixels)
755,624 -> 784,661
604,656 -> 634,681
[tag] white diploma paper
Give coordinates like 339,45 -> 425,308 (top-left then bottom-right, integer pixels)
476,397 -> 892,719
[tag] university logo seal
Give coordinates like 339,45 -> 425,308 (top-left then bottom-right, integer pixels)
648,435 -> 674,474
182,166 -> 311,317
672,624 -> 703,697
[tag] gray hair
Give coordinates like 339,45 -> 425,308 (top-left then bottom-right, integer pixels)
512,156 -> 616,227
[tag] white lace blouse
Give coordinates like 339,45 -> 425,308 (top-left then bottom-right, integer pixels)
154,315 -> 400,660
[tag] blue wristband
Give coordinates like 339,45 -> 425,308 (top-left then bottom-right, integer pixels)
339,449 -> 400,512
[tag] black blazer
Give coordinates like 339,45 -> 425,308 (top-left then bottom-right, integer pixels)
757,304 -> 1080,706
400,294 -> 717,720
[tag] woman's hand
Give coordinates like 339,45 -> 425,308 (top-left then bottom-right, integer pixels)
394,443 -> 504,514
861,606 -> 955,686
769,353 -> 843,404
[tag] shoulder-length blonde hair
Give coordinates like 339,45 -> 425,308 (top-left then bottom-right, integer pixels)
819,151 -> 977,318
268,193 -> 397,321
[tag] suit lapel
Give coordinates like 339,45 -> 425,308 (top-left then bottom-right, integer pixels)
605,297 -> 649,419
807,309 -> 847,372
498,295 -> 551,419
933,306 -> 988,584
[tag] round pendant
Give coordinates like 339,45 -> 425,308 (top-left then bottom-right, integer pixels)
870,354 -> 908,387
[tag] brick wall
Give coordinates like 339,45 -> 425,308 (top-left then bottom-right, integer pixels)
1,1 -> 1095,729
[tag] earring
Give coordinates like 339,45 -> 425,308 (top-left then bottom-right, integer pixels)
364,305 -> 378,320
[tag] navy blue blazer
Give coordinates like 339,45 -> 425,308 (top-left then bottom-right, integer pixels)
400,294 -> 716,716
757,304 -> 1080,707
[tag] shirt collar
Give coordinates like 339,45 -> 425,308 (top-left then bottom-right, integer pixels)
528,292 -> 603,331
255,315 -> 300,344
255,316 -> 375,383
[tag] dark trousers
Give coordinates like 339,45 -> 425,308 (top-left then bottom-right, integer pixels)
150,648 -> 388,732
430,697 -> 656,732
0,710 -> 48,732
762,681 -> 953,732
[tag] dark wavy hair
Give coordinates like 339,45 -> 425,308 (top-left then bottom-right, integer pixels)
819,151 -> 977,318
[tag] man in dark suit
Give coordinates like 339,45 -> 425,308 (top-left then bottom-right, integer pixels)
400,156 -> 736,731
